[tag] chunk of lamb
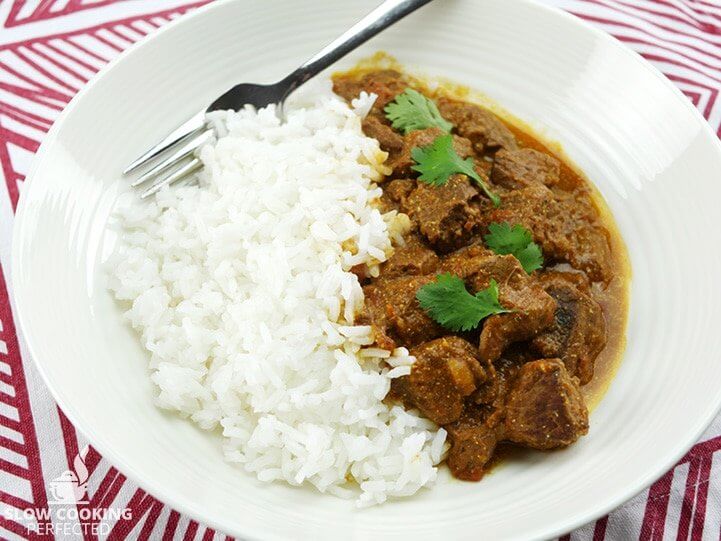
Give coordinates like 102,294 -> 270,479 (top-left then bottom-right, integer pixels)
407,337 -> 493,425
483,183 -> 613,282
382,178 -> 416,208
401,175 -> 482,253
388,126 -> 474,178
437,97 -> 518,155
440,243 -> 494,277
380,235 -> 440,279
491,148 -> 560,189
470,344 -> 536,408
362,115 -> 404,157
440,249 -> 556,363
531,272 -> 606,384
361,275 -> 442,350
445,404 -> 499,481
332,69 -> 408,115
504,359 -> 589,449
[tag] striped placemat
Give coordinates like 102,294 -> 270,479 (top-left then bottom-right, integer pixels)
0,1 -> 718,539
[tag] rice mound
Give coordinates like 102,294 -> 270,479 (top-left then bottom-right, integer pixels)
108,81 -> 447,506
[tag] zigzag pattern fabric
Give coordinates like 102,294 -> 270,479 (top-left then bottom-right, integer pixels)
0,1 -> 719,539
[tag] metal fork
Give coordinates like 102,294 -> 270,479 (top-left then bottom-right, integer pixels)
124,0 -> 433,198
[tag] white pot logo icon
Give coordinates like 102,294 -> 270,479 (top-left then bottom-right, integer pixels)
48,445 -> 89,504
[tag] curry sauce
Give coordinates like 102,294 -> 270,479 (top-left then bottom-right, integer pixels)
332,62 -> 629,482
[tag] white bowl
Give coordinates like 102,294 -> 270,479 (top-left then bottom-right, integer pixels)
12,0 -> 721,539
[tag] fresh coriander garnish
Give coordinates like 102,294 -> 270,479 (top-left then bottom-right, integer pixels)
416,273 -> 510,332
484,222 -> 544,274
411,134 -> 501,207
384,88 -> 453,134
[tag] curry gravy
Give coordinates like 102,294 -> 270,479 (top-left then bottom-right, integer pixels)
336,58 -> 629,412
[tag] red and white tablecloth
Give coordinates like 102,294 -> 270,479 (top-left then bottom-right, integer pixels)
0,1 -> 719,539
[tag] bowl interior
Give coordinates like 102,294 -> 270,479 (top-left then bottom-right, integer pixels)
13,0 -> 721,539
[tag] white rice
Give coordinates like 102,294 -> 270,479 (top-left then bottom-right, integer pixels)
108,80 -> 447,506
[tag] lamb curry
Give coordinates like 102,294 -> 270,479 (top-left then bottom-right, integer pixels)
333,68 -> 629,482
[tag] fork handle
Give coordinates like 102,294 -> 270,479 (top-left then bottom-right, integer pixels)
280,0 -> 434,96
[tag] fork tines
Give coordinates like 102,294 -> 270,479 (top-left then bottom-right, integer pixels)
123,111 -> 211,197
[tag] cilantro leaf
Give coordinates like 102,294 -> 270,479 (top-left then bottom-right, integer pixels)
384,89 -> 453,134
416,273 -> 510,332
515,243 -> 544,274
410,134 -> 501,207
484,222 -> 532,253
484,222 -> 544,273
410,134 -> 470,187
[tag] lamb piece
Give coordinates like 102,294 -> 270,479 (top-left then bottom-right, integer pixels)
401,175 -> 482,253
380,236 -> 440,279
332,76 -> 364,104
437,97 -> 518,155
445,404 -> 500,481
362,115 -> 404,156
478,265 -> 557,364
531,272 -> 607,384
388,126 -> 474,178
382,178 -> 416,206
440,250 -> 556,363
464,347 -> 532,409
491,148 -> 560,189
483,184 -> 612,282
361,275 -> 442,350
569,224 -> 613,284
440,244 -> 494,278
539,268 -> 591,291
408,337 -> 493,425
332,69 -> 408,114
476,348 -> 532,408
504,359 -> 589,449
386,375 -> 415,408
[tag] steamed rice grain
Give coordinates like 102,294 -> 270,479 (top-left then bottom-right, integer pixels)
108,80 -> 447,506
